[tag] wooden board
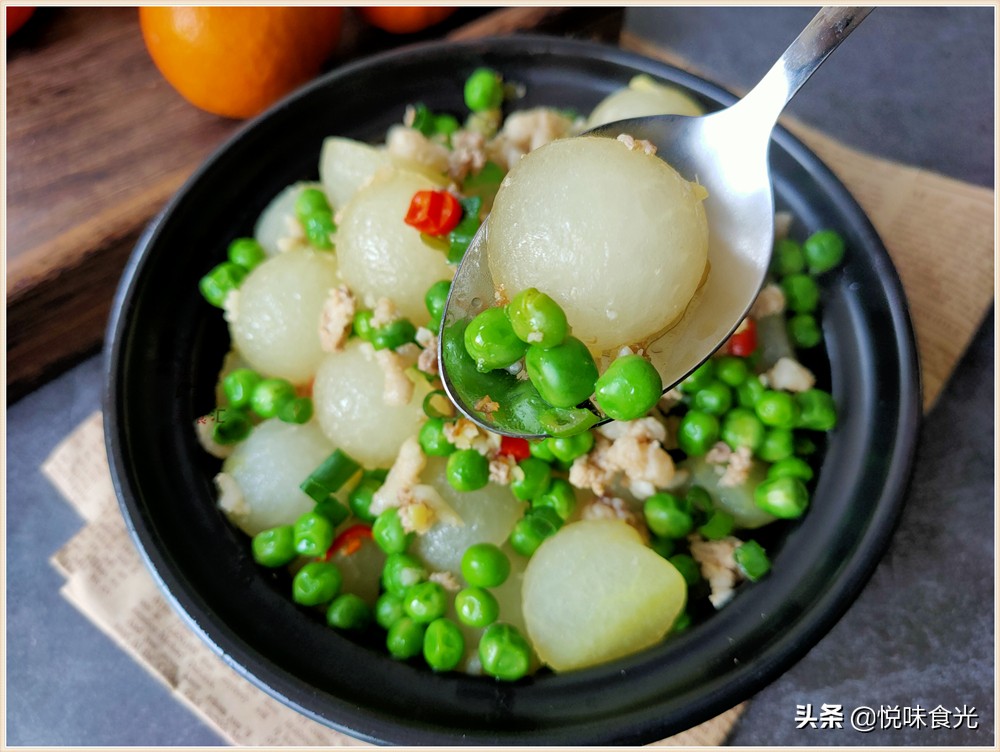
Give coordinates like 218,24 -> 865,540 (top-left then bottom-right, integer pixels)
6,6 -> 623,400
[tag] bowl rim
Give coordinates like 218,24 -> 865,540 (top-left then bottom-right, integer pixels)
103,33 -> 921,745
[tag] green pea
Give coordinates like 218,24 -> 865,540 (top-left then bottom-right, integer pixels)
479,623 -> 532,681
295,187 -> 332,218
679,360 -> 715,393
525,336 -> 598,408
251,525 -> 296,567
418,417 -> 455,457
250,378 -> 296,418
668,553 -> 701,586
464,67 -> 504,112
403,581 -> 448,623
781,273 -> 820,313
434,114 -> 461,137
593,355 -> 663,421
771,237 -> 806,277
303,212 -> 336,250
508,508 -> 561,557
455,587 -> 499,628
533,478 -> 577,521
510,457 -> 552,501
754,476 -> 810,519
353,310 -> 375,340
293,511 -> 335,558
796,389 -> 837,431
446,449 -> 490,492
754,390 -> 799,429
548,431 -> 594,463
423,617 -> 465,672
326,593 -> 371,630
643,493 -> 693,539
463,307 -> 527,372
721,408 -> 765,451
292,561 -> 342,606
347,476 -> 381,523
758,428 -> 795,462
211,407 -> 252,444
507,287 -> 569,348
788,313 -> 822,349
381,553 -> 428,597
425,280 -> 451,323
227,237 -> 266,271
735,375 -> 766,408
223,368 -> 261,408
199,261 -> 247,308
372,318 -> 418,351
767,456 -> 815,482
387,617 -> 426,660
461,543 -> 510,588
698,509 -> 735,540
692,380 -> 732,416
648,536 -> 675,560
714,356 -> 749,387
373,507 -> 413,555
734,540 -> 772,581
685,485 -> 714,513
278,396 -> 313,425
529,439 -> 556,462
677,410 -> 720,456
374,592 -> 405,630
804,229 -> 845,274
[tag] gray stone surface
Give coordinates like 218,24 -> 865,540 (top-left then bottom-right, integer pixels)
7,6 -> 993,746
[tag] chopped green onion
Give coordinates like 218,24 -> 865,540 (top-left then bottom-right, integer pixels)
300,449 -> 361,504
734,540 -> 772,581
211,407 -> 252,445
538,405 -> 599,438
447,196 -> 483,264
314,497 -> 350,527
698,509 -> 735,540
278,396 -> 313,424
422,389 -> 453,420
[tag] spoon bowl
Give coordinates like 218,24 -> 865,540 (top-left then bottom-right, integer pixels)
440,6 -> 872,438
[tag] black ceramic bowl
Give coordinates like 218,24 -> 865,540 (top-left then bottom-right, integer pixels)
105,36 -> 920,745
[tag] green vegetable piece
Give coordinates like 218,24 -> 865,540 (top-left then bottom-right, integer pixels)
347,475 -> 382,523
434,113 -> 460,138
423,618 -> 465,672
386,617 -> 425,660
677,410 -> 720,456
278,396 -> 313,425
381,552 -> 428,597
371,318 -> 418,351
292,512 -> 335,558
767,456 -> 815,482
781,273 -> 820,313
510,457 -> 552,501
787,313 -> 822,349
425,280 -> 451,323
668,553 -> 701,586
326,593 -> 371,630
373,507 -> 413,555
409,102 -> 435,136
524,336 -> 598,409
461,542 -> 511,588
292,561 -> 342,606
533,477 -> 577,521
734,540 -> 772,581
462,160 -> 504,191
648,535 -> 675,560
419,417 -> 455,457
644,493 -> 693,539
671,610 -> 692,633
714,356 -> 749,387
403,580 -> 448,623
721,408 -> 766,451
199,261 -> 247,308
794,434 -> 818,456
796,389 -> 838,431
446,448 -> 490,492
479,623 -> 532,681
528,439 -> 556,462
771,238 -> 806,277
447,196 -> 483,264
250,377 -> 296,419
685,485 -> 714,513
227,237 -> 266,271
455,587 -> 500,628
547,432 -> 594,463
803,229 -> 845,274
698,509 -> 735,540
353,309 -> 375,340
211,407 -> 252,445
303,212 -> 336,250
691,380 -> 732,416
754,476 -> 810,518
507,287 -> 569,349
594,355 -> 663,421
679,360 -> 715,393
314,497 -> 349,527
463,307 -> 527,372
222,368 -> 261,409
295,187 -> 332,217
754,390 -> 799,429
758,428 -> 795,462
299,449 -> 361,503
735,375 -> 766,408
508,507 -> 561,557
538,405 -> 600,438
464,67 -> 504,112
374,592 -> 405,630
251,525 -> 296,568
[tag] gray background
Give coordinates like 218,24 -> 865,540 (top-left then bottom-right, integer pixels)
7,6 -> 994,746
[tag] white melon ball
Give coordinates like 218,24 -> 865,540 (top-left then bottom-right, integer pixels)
522,519 -> 687,672
254,181 -> 322,257
412,457 -> 527,576
319,137 -> 392,211
336,168 -> 454,324
221,419 -> 335,536
330,536 -> 387,606
312,340 -> 431,468
487,136 -> 708,354
230,249 -> 339,385
586,74 -> 705,129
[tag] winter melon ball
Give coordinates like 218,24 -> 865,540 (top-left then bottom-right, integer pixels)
486,136 -> 708,354
221,419 -> 336,536
230,249 -> 339,385
312,339 -> 431,468
586,74 -> 705,129
522,519 -> 687,672
412,457 -> 527,575
336,168 -> 454,324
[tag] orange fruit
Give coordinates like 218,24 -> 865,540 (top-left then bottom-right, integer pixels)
139,7 -> 343,119
359,7 -> 456,34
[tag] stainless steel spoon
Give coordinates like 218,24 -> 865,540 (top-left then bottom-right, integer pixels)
439,6 -> 872,438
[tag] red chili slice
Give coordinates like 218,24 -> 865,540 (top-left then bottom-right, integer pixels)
727,317 -> 758,357
404,190 -> 463,236
322,524 -> 372,560
499,436 -> 531,461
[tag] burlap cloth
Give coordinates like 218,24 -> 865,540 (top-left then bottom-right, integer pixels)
42,38 -> 993,747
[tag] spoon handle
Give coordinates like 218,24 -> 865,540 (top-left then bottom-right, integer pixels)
736,7 -> 873,132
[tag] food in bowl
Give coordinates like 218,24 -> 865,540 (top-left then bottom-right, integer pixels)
193,67 -> 843,681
